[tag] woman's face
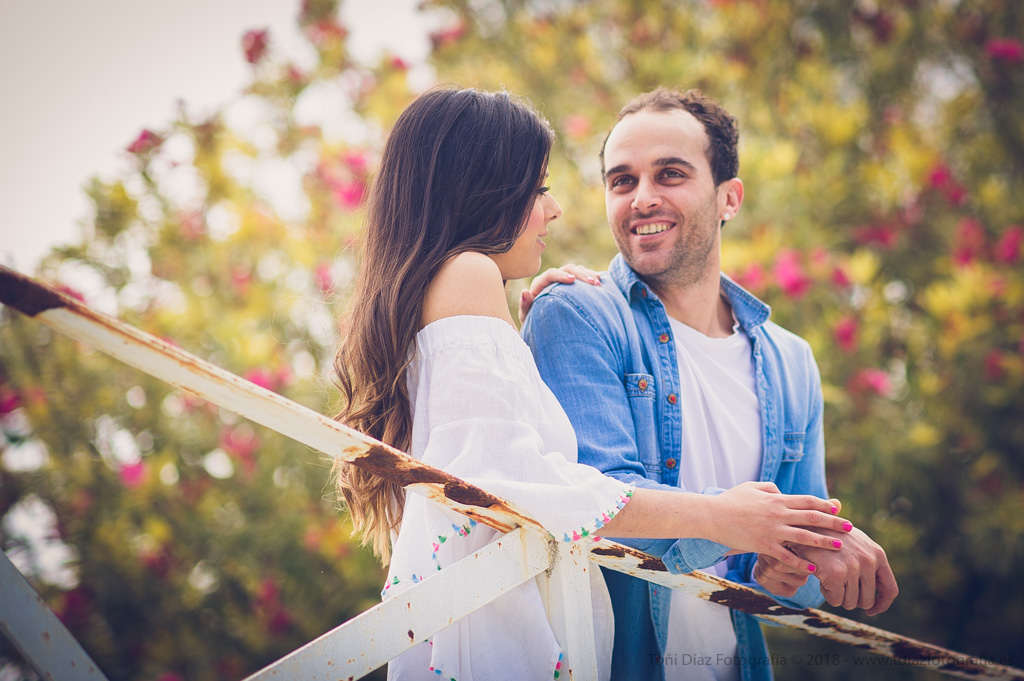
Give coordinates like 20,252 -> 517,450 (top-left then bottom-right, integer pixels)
490,181 -> 562,281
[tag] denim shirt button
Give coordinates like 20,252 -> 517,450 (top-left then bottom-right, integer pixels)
665,458 -> 677,469
667,393 -> 678,404
658,333 -> 670,344
638,378 -> 648,391
640,287 -> 648,298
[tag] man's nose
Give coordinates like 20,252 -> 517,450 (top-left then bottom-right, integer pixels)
631,177 -> 662,211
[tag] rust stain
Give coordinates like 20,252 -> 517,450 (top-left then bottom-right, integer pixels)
638,557 -> 668,572
707,588 -> 803,617
591,546 -> 626,558
890,640 -> 949,662
0,267 -> 68,317
408,628 -> 415,641
41,631 -> 51,643
353,445 -> 512,511
801,616 -> 831,629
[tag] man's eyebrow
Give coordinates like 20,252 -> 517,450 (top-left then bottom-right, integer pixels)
604,163 -> 630,178
654,156 -> 697,172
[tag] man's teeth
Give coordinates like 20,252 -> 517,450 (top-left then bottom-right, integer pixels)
635,222 -> 671,235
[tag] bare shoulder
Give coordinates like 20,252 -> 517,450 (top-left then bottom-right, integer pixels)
421,252 -> 515,328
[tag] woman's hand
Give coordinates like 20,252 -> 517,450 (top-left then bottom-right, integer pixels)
518,263 -> 601,324
709,481 -> 851,574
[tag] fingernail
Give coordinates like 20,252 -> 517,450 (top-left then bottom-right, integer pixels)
807,564 -> 816,573
831,505 -> 838,514
566,274 -> 576,279
843,521 -> 853,532
832,539 -> 843,548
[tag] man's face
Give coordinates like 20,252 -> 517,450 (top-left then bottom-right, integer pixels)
603,109 -> 727,289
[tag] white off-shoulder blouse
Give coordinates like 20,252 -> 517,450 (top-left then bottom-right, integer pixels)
383,315 -> 634,681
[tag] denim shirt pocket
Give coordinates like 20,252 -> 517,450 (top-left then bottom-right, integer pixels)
782,432 -> 805,462
624,373 -> 660,473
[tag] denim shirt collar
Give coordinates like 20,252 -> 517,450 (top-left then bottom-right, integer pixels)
608,253 -> 772,330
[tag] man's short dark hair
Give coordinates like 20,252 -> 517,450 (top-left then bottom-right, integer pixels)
600,88 -> 739,187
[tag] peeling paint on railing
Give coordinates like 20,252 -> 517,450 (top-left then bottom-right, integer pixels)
3,265 -> 1022,681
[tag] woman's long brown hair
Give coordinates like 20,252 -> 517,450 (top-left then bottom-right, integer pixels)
333,88 -> 554,564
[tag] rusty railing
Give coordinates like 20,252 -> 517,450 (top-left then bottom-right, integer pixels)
1,265 -> 1021,681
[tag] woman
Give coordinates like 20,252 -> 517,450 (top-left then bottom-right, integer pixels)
333,88 -> 848,680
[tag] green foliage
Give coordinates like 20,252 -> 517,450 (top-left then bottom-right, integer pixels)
2,0 -> 1023,678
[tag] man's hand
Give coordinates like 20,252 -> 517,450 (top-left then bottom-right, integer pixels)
518,264 -> 601,324
754,527 -> 898,616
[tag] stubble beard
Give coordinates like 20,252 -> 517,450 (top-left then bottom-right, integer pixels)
615,195 -> 720,292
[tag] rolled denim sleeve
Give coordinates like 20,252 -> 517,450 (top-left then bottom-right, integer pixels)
522,284 -> 729,571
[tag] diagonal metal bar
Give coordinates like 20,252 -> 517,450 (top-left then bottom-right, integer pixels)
0,265 -> 547,541
589,540 -> 1024,680
243,527 -> 552,681
0,550 -> 110,681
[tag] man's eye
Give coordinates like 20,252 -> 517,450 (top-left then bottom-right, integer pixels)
610,176 -> 634,188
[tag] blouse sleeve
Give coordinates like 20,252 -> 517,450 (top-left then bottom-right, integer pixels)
411,316 -> 633,542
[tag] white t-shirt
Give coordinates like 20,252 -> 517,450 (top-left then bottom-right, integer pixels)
384,315 -> 633,681
664,313 -> 763,681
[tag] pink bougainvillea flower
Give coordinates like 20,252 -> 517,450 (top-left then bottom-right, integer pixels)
848,368 -> 891,397
306,18 -> 347,45
342,150 -> 370,176
833,316 -> 859,354
286,64 -> 306,85
952,217 -> 987,266
730,263 -> 766,294
268,609 -> 294,635
927,162 -> 968,205
314,262 -> 334,294
831,265 -> 852,289
119,461 -> 147,489
389,55 -> 410,70
152,668 -> 183,681
773,250 -> 812,299
127,129 -> 162,155
983,350 -> 1006,382
180,211 -> 205,240
995,225 -> 1023,264
244,368 -> 278,392
986,38 -> 1024,64
564,113 -> 592,140
429,20 -> 466,49
242,29 -> 269,64
853,223 -> 898,249
332,179 -> 366,210
220,425 -> 260,475
928,164 -> 953,189
0,385 -> 21,415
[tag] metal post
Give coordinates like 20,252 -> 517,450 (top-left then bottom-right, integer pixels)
0,551 -> 109,681
539,541 -> 598,680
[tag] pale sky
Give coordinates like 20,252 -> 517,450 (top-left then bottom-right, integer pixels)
0,0 -> 431,272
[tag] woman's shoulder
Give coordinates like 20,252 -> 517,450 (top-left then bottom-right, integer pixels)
421,252 -> 515,328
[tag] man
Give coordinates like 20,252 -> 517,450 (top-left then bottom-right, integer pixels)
521,88 -> 898,681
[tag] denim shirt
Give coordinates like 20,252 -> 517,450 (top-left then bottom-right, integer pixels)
522,254 -> 828,681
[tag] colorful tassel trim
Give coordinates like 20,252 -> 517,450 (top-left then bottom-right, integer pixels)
561,486 -> 634,543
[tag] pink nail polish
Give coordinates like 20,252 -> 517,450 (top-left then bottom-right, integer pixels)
843,521 -> 853,532
832,539 -> 843,548
830,505 -> 838,514
807,564 -> 816,573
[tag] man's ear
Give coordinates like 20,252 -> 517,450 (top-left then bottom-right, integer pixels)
718,178 -> 744,224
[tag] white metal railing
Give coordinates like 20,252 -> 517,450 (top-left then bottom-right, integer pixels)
1,265 -> 1021,681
